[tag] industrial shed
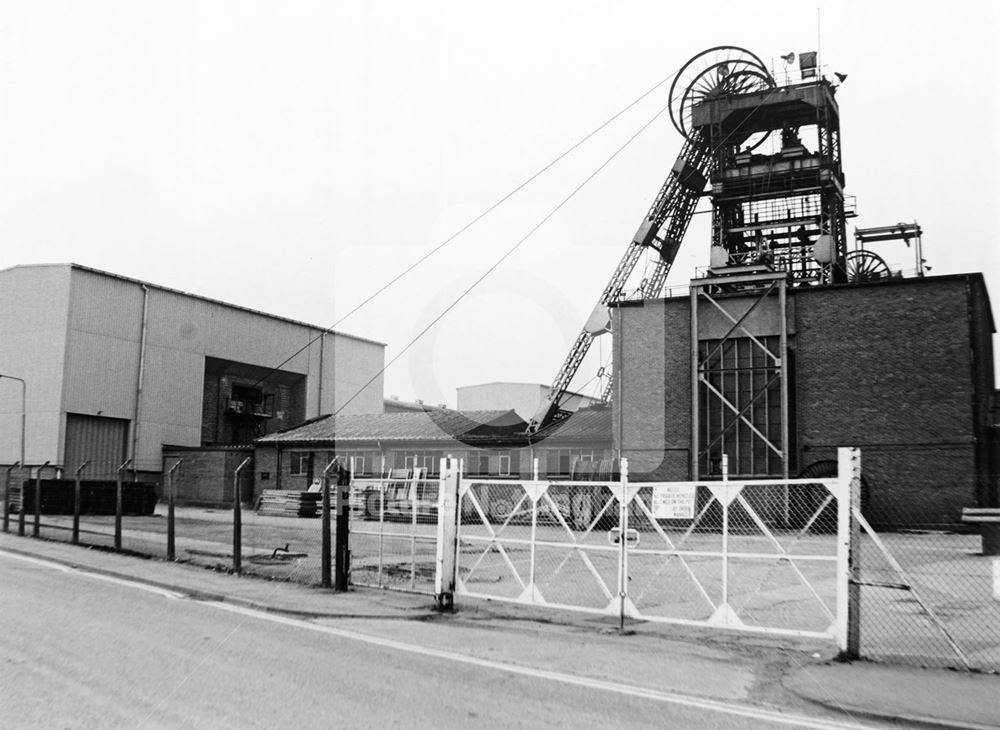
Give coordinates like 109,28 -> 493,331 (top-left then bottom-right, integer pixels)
612,272 -> 998,526
0,264 -> 385,486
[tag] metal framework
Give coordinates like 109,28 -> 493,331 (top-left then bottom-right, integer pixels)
695,79 -> 851,285
451,459 -> 853,642
854,221 -> 925,277
690,270 -> 790,482
530,47 -> 856,440
528,47 -> 775,434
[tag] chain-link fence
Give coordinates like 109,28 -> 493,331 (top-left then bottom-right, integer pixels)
458,478 -> 620,607
6,459 -> 161,553
6,448 -> 998,672
348,474 -> 439,593
456,473 -> 844,639
626,479 -> 842,637
856,507 -> 1000,673
0,456 -> 357,592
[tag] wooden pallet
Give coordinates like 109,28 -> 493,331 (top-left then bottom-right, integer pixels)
256,490 -> 321,518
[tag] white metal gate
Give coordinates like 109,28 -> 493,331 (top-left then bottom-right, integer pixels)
454,452 -> 855,644
349,471 -> 439,593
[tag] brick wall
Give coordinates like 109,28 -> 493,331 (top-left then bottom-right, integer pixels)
200,368 -> 306,446
201,373 -> 219,443
794,279 -> 982,525
614,298 -> 692,479
162,447 -> 252,507
615,275 -> 996,526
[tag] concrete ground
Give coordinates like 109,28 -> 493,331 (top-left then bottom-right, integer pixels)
3,529 -> 999,728
25,502 -> 1000,673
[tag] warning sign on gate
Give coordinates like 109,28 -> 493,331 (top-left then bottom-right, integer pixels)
651,485 -> 696,519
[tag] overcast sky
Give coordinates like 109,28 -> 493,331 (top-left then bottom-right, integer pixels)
1,1 -> 997,406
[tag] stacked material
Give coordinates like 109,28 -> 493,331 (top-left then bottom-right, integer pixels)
256,490 -> 321,518
11,480 -> 157,515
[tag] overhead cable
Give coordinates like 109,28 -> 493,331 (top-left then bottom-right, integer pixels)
248,70 -> 680,390
330,101 -> 674,416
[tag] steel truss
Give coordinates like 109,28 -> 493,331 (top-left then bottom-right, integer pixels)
690,271 -> 790,487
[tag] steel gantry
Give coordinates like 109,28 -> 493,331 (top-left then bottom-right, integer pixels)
528,47 -> 776,433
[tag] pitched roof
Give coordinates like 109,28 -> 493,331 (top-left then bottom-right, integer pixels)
533,406 -> 613,443
256,409 -> 526,445
0,263 -> 386,348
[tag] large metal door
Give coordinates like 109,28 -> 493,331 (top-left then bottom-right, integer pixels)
64,413 -> 129,479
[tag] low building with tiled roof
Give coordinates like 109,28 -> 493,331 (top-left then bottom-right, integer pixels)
252,406 -> 613,493
253,409 -> 529,490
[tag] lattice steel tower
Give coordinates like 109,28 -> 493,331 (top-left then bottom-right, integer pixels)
678,50 -> 849,284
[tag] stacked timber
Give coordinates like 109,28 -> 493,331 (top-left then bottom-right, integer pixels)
256,490 -> 321,518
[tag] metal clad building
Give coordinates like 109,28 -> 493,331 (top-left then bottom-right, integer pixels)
0,264 -> 385,478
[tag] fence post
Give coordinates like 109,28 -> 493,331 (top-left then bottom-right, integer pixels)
721,453 -> 729,613
3,461 -> 18,533
17,463 -> 26,536
166,459 -> 182,560
617,457 -> 629,633
335,464 -> 351,592
33,460 -> 50,538
434,457 -> 459,612
836,446 -> 862,659
232,457 -> 251,574
320,458 -> 338,588
73,460 -> 90,545
115,458 -> 131,550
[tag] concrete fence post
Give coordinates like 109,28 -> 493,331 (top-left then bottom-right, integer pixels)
115,458 -> 132,550
17,463 -> 27,536
3,461 -> 19,533
166,459 -> 182,560
73,460 -> 91,545
232,457 -> 251,574
434,457 -> 460,612
836,446 -> 862,659
33,461 -> 52,539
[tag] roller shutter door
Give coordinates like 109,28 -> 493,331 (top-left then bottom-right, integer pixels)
64,413 -> 129,480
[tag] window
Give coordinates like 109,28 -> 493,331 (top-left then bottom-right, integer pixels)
232,384 -> 262,404
498,453 -> 511,477
399,451 -> 443,476
289,452 -> 310,476
698,336 -> 785,477
549,449 -> 596,476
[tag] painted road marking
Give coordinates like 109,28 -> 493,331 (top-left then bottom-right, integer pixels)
210,600 -> 872,729
0,548 -> 185,600
3,547 -> 871,729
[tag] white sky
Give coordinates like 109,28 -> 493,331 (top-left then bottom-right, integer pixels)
1,1 -> 998,406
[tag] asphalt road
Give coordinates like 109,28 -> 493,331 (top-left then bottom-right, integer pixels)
1,554 -> 868,729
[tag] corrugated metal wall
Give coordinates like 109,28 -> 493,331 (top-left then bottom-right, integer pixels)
64,413 -> 129,479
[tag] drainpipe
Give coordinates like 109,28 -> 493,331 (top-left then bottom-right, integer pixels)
131,284 -> 150,481
276,446 -> 283,490
317,331 -> 324,416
